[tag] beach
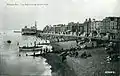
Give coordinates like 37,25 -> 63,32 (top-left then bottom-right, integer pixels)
45,41 -> 120,76
40,41 -> 77,76
1,30 -> 119,76
42,53 -> 77,76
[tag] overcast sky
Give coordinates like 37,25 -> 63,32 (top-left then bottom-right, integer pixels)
0,0 -> 120,30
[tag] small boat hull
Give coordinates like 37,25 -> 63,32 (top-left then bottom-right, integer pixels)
19,46 -> 42,52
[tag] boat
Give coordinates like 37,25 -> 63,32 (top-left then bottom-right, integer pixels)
7,40 -> 11,43
19,38 -> 53,56
21,21 -> 37,35
19,45 -> 43,52
13,30 -> 21,33
19,40 -> 43,52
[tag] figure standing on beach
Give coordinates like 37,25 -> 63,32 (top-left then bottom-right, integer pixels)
62,56 -> 66,62
75,52 -> 78,57
26,54 -> 28,56
81,51 -> 87,58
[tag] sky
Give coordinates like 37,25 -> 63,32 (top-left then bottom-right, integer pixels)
0,0 -> 119,30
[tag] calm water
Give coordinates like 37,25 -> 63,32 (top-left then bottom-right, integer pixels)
0,30 -> 52,76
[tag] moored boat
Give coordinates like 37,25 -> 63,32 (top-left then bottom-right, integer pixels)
19,39 -> 53,56
7,40 -> 11,43
19,45 -> 43,52
13,30 -> 21,33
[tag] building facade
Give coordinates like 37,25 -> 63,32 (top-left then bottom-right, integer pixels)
75,23 -> 84,36
102,17 -> 120,39
83,18 -> 92,36
91,19 -> 103,37
42,17 -> 120,40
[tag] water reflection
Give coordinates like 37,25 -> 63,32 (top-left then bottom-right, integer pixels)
0,31 -> 52,76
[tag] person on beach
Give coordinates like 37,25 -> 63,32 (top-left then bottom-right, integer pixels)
26,54 -> 28,56
61,48 -> 64,52
43,48 -> 45,53
81,51 -> 87,58
62,56 -> 66,62
46,47 -> 48,53
75,52 -> 78,57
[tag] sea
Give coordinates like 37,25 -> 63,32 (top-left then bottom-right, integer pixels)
0,30 -> 52,76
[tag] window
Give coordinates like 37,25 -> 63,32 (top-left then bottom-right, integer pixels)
113,26 -> 114,29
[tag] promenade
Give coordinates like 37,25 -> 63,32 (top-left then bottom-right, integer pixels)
38,33 -> 120,43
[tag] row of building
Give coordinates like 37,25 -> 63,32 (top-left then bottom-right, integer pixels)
43,17 -> 120,40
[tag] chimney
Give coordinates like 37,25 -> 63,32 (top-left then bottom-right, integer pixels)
93,19 -> 95,21
89,18 -> 91,22
85,19 -> 88,22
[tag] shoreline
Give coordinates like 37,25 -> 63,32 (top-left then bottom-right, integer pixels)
41,53 -> 77,76
40,41 -> 77,76
44,41 -> 119,76
34,35 -> 120,76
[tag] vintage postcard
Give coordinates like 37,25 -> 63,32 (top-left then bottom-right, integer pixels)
0,0 -> 119,76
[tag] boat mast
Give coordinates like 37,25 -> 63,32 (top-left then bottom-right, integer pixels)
35,21 -> 37,37
35,21 -> 37,29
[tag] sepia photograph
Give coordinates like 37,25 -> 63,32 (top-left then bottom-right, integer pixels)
0,0 -> 120,76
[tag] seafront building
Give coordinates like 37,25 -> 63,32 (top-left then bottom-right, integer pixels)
42,17 -> 120,40
82,18 -> 92,37
75,23 -> 84,36
102,17 -> 120,40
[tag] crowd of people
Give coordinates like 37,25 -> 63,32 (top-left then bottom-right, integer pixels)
58,47 -> 92,62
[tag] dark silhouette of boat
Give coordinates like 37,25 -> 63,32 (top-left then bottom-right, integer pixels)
13,30 -> 21,33
7,40 -> 11,43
